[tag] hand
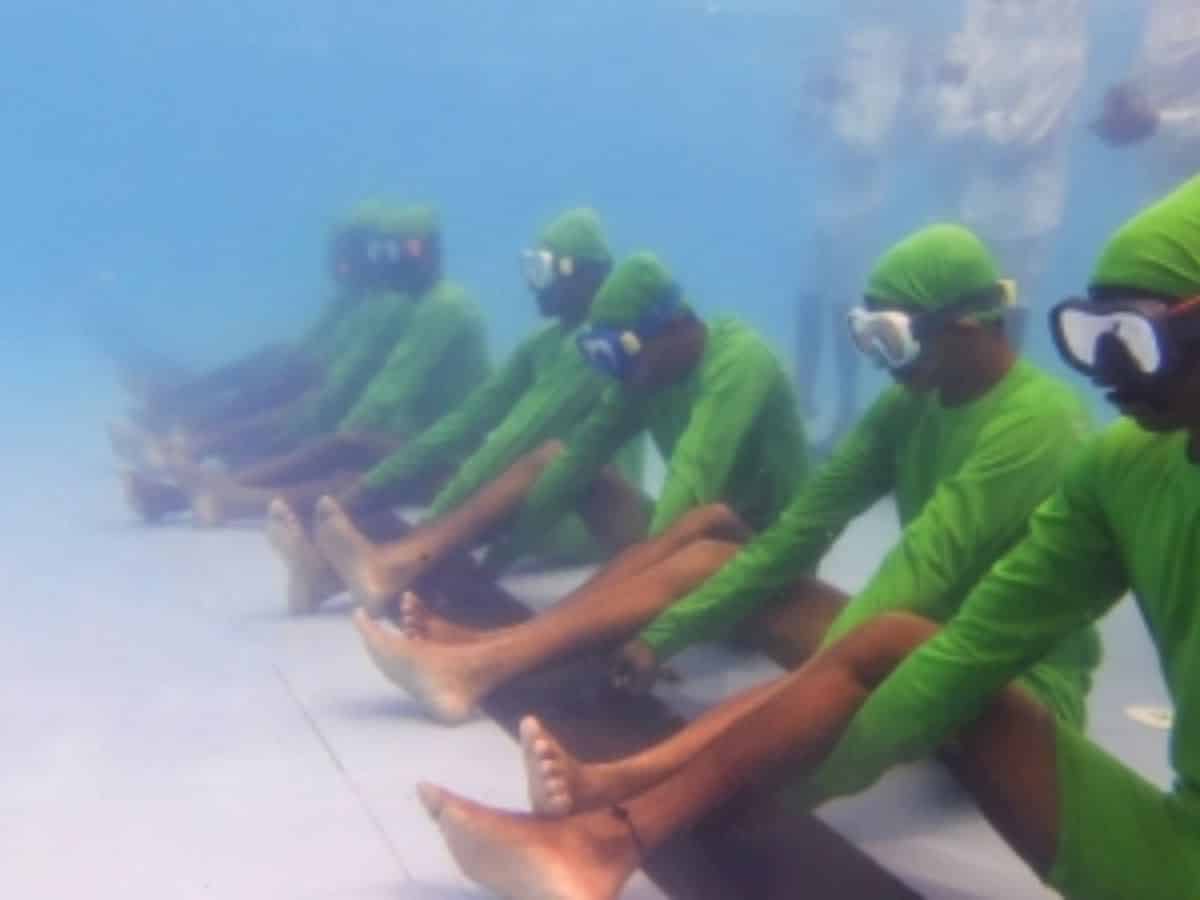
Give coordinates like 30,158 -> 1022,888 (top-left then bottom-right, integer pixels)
611,639 -> 662,695
1091,82 -> 1159,147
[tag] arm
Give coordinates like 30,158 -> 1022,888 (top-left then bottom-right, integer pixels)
338,289 -> 477,434
646,343 -> 779,535
483,390 -> 642,569
357,336 -> 537,496
638,389 -> 905,660
282,293 -> 413,440
806,443 -> 1126,803
427,360 -> 607,517
824,406 -> 1087,644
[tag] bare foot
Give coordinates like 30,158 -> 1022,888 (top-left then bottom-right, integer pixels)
521,716 -> 585,817
399,591 -> 485,643
267,497 -> 343,614
313,496 -> 401,616
121,469 -> 189,522
417,782 -> 633,900
351,608 -> 485,724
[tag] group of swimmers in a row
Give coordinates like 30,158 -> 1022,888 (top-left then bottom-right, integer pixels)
107,175 -> 1200,898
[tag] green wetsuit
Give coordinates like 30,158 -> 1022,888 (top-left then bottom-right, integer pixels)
805,418 -> 1200,899
485,318 -> 808,570
284,280 -> 487,441
641,361 -> 1100,729
358,320 -> 643,564
360,321 -> 624,511
338,280 -> 490,435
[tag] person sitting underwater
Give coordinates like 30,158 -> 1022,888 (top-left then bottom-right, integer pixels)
123,203 -> 490,526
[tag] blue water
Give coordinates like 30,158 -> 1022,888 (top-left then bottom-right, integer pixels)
0,0 -> 1156,417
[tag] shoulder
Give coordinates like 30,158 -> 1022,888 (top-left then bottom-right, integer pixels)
981,362 -> 1092,444
703,318 -> 782,377
423,280 -> 480,316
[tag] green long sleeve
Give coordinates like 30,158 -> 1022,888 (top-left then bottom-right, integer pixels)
426,331 -> 609,517
646,334 -> 793,536
282,290 -> 415,440
297,293 -> 357,362
639,388 -> 904,658
805,435 -> 1127,804
823,388 -> 1092,646
484,390 -> 644,569
337,281 -> 488,435
358,327 -> 544,495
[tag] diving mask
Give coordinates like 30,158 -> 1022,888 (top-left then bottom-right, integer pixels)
1051,294 -> 1200,382
521,248 -> 575,292
848,280 -> 1017,371
576,286 -> 687,382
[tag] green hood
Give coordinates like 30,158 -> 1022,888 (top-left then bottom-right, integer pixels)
1090,173 -> 1200,300
337,199 -> 440,238
588,252 -> 692,328
866,224 -> 1002,313
539,208 -> 612,263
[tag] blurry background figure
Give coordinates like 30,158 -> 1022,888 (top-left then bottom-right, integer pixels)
1091,0 -> 1200,197
928,0 -> 1089,352
795,4 -> 918,454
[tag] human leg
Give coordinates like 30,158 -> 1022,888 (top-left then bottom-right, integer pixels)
423,613 -> 1066,898
352,536 -> 743,723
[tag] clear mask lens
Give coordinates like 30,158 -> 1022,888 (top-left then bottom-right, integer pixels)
1057,307 -> 1163,375
847,308 -> 920,370
521,249 -> 556,291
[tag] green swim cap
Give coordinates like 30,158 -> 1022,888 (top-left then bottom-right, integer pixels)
866,224 -> 1002,313
539,208 -> 612,263
589,252 -> 691,328
1090,173 -> 1200,300
340,199 -> 440,238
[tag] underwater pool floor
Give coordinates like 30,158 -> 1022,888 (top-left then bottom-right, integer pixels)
0,356 -> 1174,899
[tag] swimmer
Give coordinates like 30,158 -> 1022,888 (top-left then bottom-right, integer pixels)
1091,0 -> 1200,197
121,204 -> 491,527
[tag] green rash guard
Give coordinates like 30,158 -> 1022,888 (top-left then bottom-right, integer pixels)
484,318 -> 807,570
359,320 -> 637,515
337,280 -> 490,435
808,418 -> 1199,798
281,288 -> 417,440
639,360 -> 1098,675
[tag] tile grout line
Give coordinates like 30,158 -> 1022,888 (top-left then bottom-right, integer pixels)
270,661 -> 414,884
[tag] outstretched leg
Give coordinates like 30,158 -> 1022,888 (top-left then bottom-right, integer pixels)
316,440 -> 646,615
426,613 -> 1061,899
350,534 -> 743,723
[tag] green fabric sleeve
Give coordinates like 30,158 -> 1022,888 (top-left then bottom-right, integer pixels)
338,288 -> 473,434
426,357 -> 603,518
823,407 -> 1085,645
484,389 -> 642,569
639,390 -> 905,659
647,341 -> 781,535
358,336 -> 537,494
803,441 -> 1126,804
